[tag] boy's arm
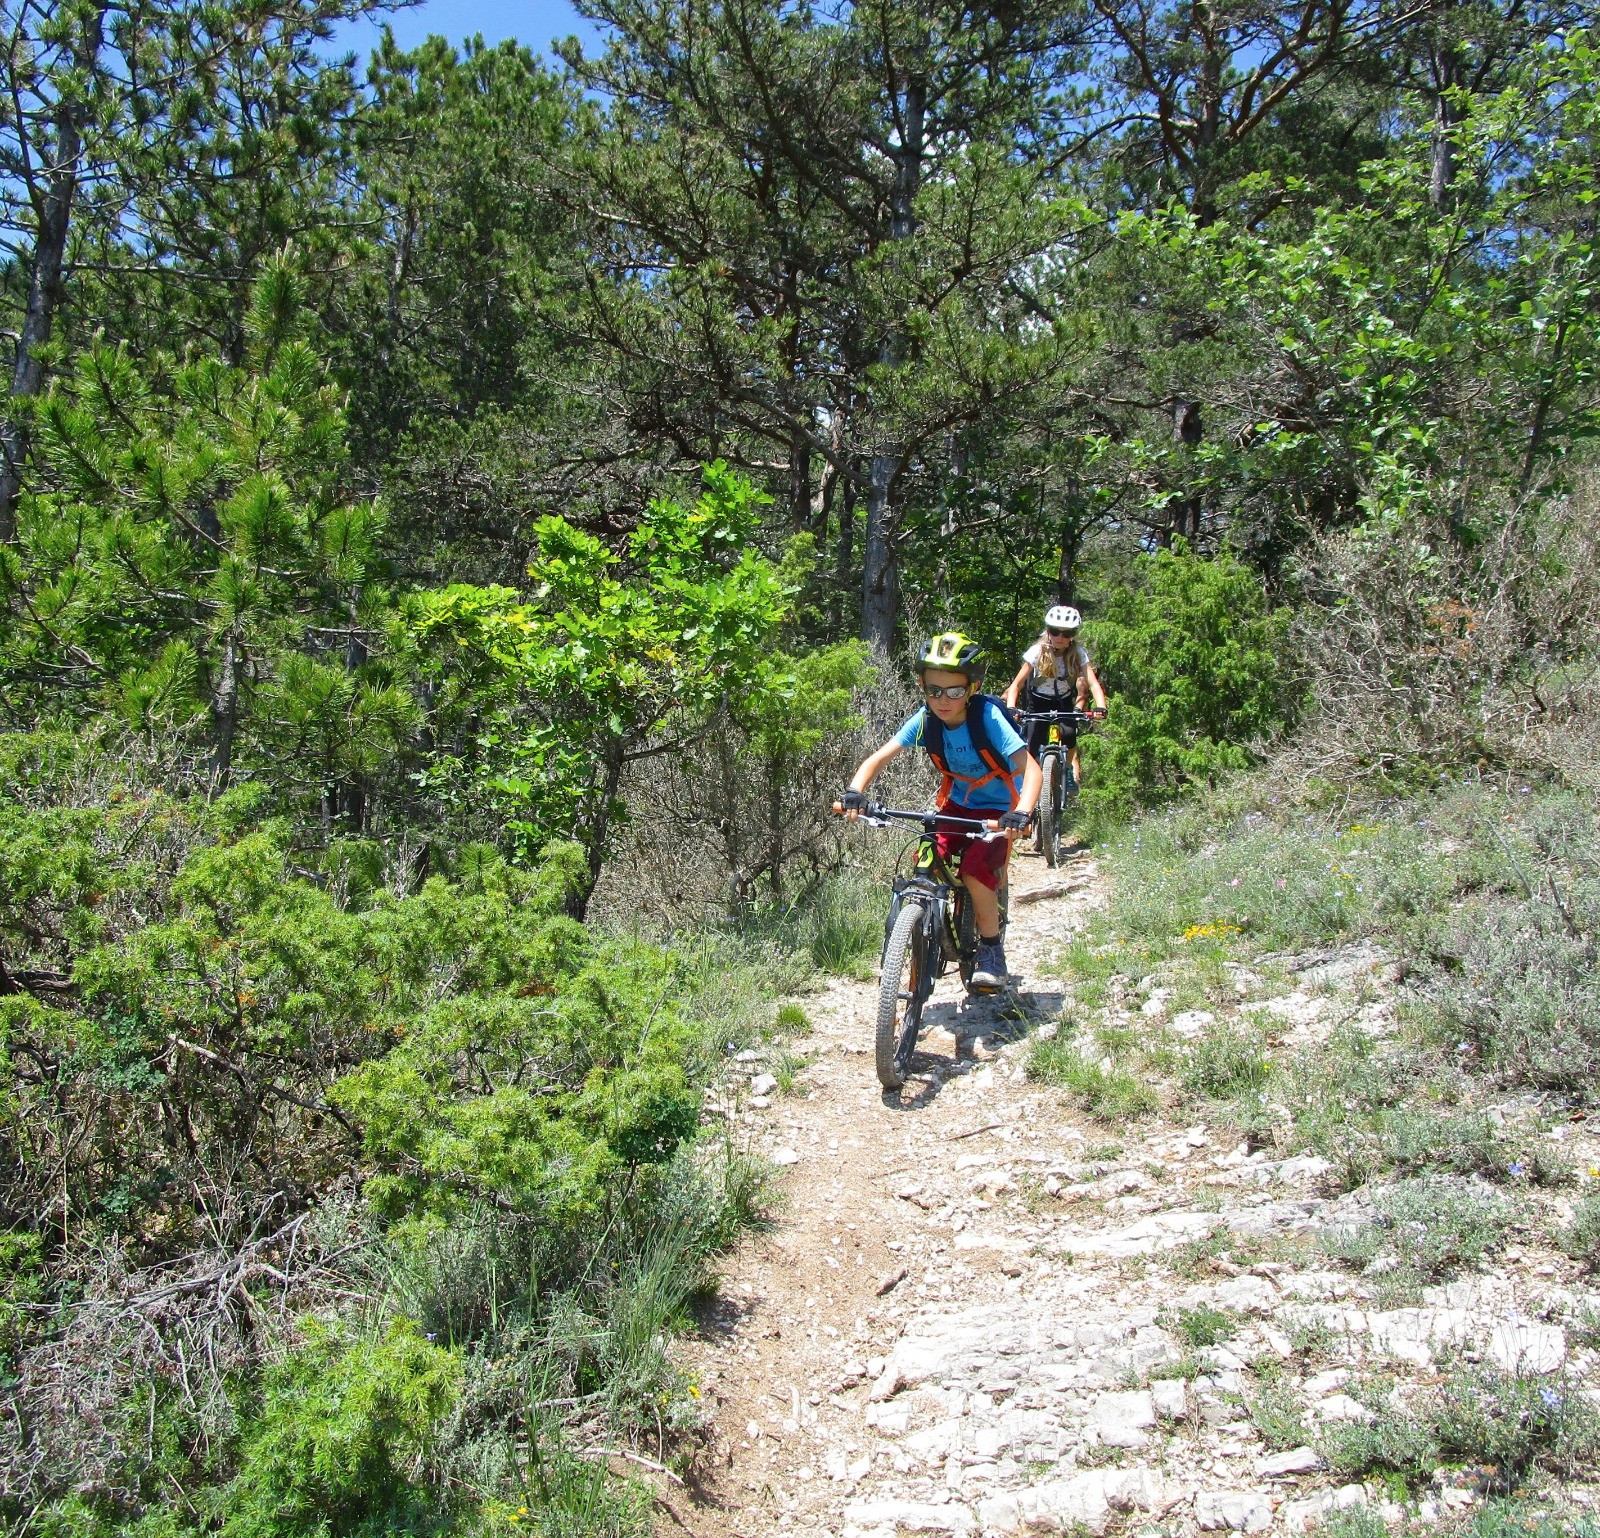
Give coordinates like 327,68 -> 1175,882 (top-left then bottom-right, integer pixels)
1003,661 -> 1032,710
843,740 -> 904,817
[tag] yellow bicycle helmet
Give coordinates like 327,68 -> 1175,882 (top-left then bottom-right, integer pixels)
916,631 -> 986,684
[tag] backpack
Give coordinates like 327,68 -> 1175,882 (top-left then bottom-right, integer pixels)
916,694 -> 1024,809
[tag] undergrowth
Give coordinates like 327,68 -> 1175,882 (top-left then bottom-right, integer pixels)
0,771 -> 795,1537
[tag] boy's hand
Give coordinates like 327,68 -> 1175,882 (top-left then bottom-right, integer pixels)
999,809 -> 1033,834
840,788 -> 870,820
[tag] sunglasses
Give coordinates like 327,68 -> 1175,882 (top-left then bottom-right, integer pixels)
1046,627 -> 1078,638
923,683 -> 971,700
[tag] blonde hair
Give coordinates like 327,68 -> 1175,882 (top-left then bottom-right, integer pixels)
1034,631 -> 1084,683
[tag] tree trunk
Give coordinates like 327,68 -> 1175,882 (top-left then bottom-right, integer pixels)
570,735 -> 626,921
1056,517 -> 1081,604
211,629 -> 240,791
831,468 -> 855,635
858,70 -> 924,653
789,423 -> 810,534
1192,6 -> 1223,228
766,752 -> 785,902
861,450 -> 899,653
1430,45 -> 1464,210
1168,398 -> 1203,545
0,68 -> 91,542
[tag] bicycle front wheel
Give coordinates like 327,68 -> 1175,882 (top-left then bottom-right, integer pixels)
1040,753 -> 1061,868
877,900 -> 930,1090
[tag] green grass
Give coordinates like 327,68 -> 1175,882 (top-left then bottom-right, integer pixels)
771,1047 -> 810,1095
773,1002 -> 811,1033
1183,1021 -> 1274,1098
1026,1034 -> 1159,1120
799,871 -> 883,976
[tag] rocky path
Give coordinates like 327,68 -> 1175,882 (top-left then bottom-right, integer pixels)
667,848 -> 1600,1538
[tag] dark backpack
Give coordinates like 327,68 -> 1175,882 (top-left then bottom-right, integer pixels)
915,694 -> 1024,807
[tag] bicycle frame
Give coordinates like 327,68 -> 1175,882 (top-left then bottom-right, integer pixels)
887,835 -> 966,982
855,804 -> 1006,980
838,801 -> 1011,1088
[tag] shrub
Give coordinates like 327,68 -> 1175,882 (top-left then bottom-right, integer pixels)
1438,873 -> 1600,1101
224,1319 -> 463,1538
1169,1305 -> 1236,1349
1433,1369 -> 1600,1484
1320,1369 -> 1600,1491
1317,1508 -> 1390,1538
1324,1177 -> 1510,1280
1080,542 -> 1290,822
1321,1400 -> 1438,1482
1460,1500 -> 1600,1538
1377,1177 -> 1511,1277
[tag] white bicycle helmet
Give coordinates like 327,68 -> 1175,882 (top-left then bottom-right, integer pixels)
1044,604 -> 1081,632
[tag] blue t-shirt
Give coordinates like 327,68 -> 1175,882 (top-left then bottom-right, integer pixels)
893,699 -> 1026,812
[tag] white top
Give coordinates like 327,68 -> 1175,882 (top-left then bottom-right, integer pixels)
1022,639 -> 1089,700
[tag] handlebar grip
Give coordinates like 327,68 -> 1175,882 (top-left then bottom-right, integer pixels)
832,800 -> 843,815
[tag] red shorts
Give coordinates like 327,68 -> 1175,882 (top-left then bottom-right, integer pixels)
934,806 -> 1011,892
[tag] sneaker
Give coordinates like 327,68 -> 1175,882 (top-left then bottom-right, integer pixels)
1063,764 -> 1079,797
970,939 -> 1008,992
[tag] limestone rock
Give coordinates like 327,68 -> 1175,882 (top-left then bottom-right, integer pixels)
1256,1445 -> 1323,1477
843,1498 -> 975,1533
1487,1318 -> 1566,1375
1310,1393 -> 1375,1425
1090,1389 -> 1157,1448
1194,1489 -> 1274,1532
978,1467 -> 1176,1535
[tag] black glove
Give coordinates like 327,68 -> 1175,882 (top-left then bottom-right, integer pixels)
999,809 -> 1033,832
840,789 -> 870,812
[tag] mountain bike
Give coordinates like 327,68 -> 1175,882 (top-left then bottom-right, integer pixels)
833,802 -> 1013,1091
1015,708 -> 1104,868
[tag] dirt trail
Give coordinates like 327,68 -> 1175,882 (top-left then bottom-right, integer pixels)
657,846 -> 1600,1538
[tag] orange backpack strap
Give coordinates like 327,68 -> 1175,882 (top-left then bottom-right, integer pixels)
923,699 -> 1020,810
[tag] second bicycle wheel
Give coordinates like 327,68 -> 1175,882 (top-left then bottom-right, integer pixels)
876,900 -> 930,1090
1040,753 -> 1061,867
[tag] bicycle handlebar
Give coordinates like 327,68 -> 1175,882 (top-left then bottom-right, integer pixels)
1014,708 -> 1106,726
831,801 -> 1006,836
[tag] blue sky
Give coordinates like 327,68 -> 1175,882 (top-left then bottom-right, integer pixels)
331,0 -> 606,65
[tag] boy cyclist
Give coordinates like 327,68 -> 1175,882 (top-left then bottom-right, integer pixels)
841,633 -> 1041,990
1003,604 -> 1107,794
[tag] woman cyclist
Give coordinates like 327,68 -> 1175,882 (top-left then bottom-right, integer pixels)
1003,605 -> 1107,795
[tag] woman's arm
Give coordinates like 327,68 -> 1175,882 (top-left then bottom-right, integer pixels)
1082,660 -> 1108,711
1003,661 -> 1033,710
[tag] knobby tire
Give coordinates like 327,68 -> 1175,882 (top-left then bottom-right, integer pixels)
1040,754 -> 1061,868
877,901 -> 929,1090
